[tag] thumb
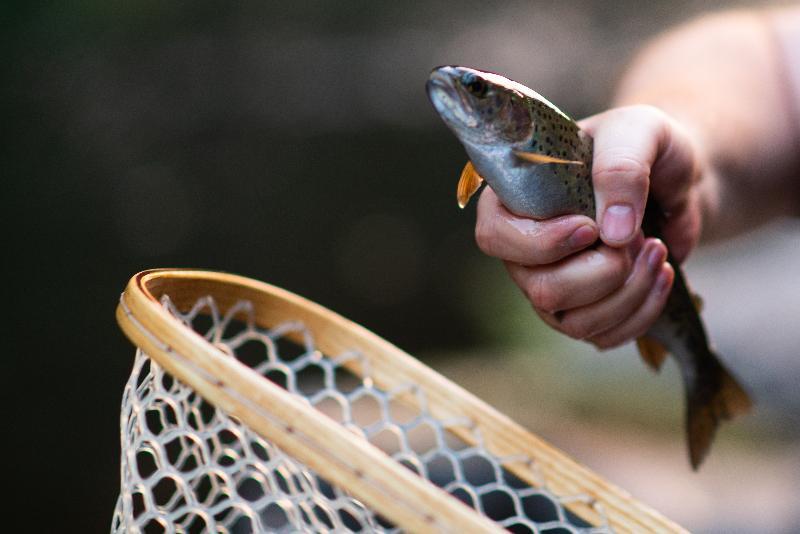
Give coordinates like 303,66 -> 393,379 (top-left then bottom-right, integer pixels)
581,106 -> 670,247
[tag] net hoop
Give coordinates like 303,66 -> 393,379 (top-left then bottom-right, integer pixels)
116,268 -> 684,533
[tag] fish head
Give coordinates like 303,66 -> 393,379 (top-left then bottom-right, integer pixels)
426,66 -> 533,149
427,66 -> 595,219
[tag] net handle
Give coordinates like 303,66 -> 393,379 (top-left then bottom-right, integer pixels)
116,269 -> 685,533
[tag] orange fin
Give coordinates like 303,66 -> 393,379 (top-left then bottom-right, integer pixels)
513,150 -> 584,166
636,336 -> 668,372
718,369 -> 753,418
686,362 -> 752,470
692,292 -> 704,312
457,161 -> 484,208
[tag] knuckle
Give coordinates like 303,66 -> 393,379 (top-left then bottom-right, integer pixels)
559,301 -> 618,340
561,317 -> 599,341
524,272 -> 562,313
538,233 -> 567,264
611,250 -> 635,281
558,327 -> 584,342
585,248 -> 630,287
593,154 -> 650,188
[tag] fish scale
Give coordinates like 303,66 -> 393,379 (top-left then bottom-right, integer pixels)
525,102 -> 596,217
427,65 -> 751,469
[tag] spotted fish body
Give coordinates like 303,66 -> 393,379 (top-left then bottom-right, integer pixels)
465,97 -> 595,219
427,66 -> 751,469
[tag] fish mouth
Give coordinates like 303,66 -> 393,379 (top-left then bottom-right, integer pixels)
426,66 -> 479,129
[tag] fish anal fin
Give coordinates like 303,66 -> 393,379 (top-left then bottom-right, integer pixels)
513,150 -> 584,166
457,161 -> 484,208
686,361 -> 752,470
718,368 -> 753,418
692,292 -> 704,312
636,336 -> 668,372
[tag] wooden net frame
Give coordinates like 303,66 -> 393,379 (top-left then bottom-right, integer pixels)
113,268 -> 684,533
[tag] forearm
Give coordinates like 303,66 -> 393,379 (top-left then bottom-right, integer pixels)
614,9 -> 800,239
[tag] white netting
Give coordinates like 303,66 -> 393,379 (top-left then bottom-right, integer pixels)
112,294 -> 610,533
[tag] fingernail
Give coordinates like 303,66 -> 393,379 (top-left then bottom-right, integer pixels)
655,266 -> 672,293
602,204 -> 635,242
569,225 -> 597,249
627,231 -> 645,259
647,241 -> 666,271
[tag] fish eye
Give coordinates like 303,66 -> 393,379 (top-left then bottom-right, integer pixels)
461,72 -> 488,98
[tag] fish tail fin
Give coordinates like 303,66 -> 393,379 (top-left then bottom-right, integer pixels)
686,357 -> 752,470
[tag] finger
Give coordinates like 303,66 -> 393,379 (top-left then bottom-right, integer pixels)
476,187 -> 598,265
648,116 -> 703,216
505,233 -> 644,313
580,106 -> 698,248
661,186 -> 702,263
579,107 -> 659,246
555,238 -> 668,339
588,262 -> 675,349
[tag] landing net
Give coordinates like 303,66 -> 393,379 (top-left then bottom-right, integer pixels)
112,269 -> 682,533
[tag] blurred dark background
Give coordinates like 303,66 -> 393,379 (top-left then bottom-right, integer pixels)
5,1 -> 799,532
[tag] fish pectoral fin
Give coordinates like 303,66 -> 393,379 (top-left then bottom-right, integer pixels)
636,336 -> 668,372
513,150 -> 584,166
457,161 -> 484,208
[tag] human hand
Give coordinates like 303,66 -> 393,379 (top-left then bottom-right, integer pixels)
475,105 -> 707,348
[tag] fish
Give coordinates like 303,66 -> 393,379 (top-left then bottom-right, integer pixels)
426,65 -> 752,469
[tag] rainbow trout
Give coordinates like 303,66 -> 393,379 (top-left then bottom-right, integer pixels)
427,66 -> 751,469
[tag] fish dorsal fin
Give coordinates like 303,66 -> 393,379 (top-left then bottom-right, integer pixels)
636,335 -> 668,372
513,150 -> 584,166
457,161 -> 484,208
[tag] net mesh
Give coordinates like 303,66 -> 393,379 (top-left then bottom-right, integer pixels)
112,294 -> 611,533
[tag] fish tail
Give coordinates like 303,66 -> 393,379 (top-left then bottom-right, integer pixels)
685,355 -> 752,469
